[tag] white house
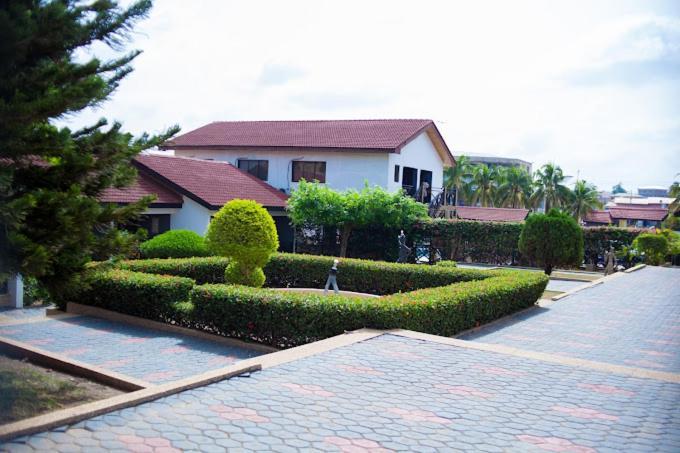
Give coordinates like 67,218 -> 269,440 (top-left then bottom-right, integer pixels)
161,119 -> 455,200
100,154 -> 293,250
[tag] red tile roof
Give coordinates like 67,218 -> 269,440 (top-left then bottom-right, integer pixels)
583,210 -> 612,224
455,206 -> 529,222
611,203 -> 665,209
134,154 -> 288,209
609,207 -> 668,222
99,172 -> 182,206
163,119 -> 437,151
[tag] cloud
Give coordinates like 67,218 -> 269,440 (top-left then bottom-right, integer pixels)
565,17 -> 680,85
290,89 -> 393,111
257,63 -> 306,86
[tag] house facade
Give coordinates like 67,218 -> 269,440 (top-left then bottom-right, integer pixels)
161,119 -> 455,200
100,155 -> 293,250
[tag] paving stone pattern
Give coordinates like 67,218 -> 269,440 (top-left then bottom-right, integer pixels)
0,315 -> 262,383
461,267 -> 680,373
3,333 -> 679,452
0,306 -> 48,322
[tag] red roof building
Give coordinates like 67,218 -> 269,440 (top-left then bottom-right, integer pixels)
582,210 -> 613,225
99,154 -> 292,248
608,207 -> 668,227
453,206 -> 530,222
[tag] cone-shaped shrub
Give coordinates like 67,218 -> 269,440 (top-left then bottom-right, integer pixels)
206,200 -> 279,287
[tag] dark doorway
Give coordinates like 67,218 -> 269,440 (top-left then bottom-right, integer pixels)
274,216 -> 294,252
419,169 -> 433,203
402,167 -> 418,197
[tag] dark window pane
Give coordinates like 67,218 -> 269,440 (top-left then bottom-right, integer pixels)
394,165 -> 400,182
292,161 -> 326,183
238,159 -> 268,181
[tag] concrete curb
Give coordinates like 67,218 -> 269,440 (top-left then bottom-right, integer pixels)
624,263 -> 647,273
0,328 -> 382,442
0,335 -> 150,391
66,302 -> 278,354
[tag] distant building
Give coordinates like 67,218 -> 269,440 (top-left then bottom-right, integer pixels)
638,186 -> 668,198
464,155 -> 532,174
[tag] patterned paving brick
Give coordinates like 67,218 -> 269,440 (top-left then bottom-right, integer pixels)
2,334 -> 679,452
0,315 -> 262,383
460,267 -> 680,373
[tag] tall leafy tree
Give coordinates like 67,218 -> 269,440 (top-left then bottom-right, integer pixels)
470,164 -> 497,207
443,155 -> 471,206
570,180 -> 602,222
612,182 -> 627,194
496,166 -> 533,209
287,181 -> 428,257
530,163 -> 572,212
0,1 -> 178,301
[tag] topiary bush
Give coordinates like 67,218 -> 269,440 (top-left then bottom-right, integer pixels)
139,230 -> 209,259
206,200 -> 278,287
633,233 -> 668,265
518,209 -> 584,275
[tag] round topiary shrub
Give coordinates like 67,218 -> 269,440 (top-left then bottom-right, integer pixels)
633,233 -> 668,265
205,199 -> 279,287
518,209 -> 584,275
139,230 -> 209,259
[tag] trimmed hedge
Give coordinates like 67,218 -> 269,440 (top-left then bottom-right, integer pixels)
119,257 -> 230,284
190,270 -> 547,348
118,253 -> 483,294
79,269 -> 194,319
139,230 -> 209,259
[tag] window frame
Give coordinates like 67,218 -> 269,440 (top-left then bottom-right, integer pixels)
292,161 -> 326,183
237,159 -> 269,181
394,165 -> 400,183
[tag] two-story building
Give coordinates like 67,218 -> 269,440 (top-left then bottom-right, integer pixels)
160,119 -> 455,201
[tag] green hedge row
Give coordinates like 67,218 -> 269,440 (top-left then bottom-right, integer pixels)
190,270 -> 547,348
118,253 -> 481,295
78,269 -> 194,319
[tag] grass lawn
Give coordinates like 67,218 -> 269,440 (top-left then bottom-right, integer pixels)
0,354 -> 122,425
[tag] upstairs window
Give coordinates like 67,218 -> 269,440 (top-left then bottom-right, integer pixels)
238,159 -> 269,181
394,165 -> 400,182
292,161 -> 326,183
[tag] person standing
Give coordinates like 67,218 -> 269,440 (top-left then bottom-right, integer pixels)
324,259 -> 340,294
604,246 -> 616,276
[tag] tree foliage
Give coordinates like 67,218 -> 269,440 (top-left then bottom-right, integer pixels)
612,182 -> 627,194
518,209 -> 584,274
496,166 -> 533,209
570,180 -> 602,222
206,200 -> 278,287
633,233 -> 668,266
530,163 -> 572,212
287,181 -> 429,257
0,0 -> 178,302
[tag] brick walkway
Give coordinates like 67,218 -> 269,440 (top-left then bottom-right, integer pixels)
0,315 -> 263,384
2,267 -> 679,452
460,267 -> 680,373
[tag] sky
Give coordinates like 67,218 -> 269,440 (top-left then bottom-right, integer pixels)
61,0 -> 680,193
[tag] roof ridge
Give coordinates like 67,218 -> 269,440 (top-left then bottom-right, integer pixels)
138,154 -> 234,166
207,119 -> 433,124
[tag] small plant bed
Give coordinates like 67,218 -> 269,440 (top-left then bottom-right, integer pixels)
0,354 -> 122,425
75,253 -> 548,348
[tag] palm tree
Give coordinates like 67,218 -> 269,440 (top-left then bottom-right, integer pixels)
470,164 -> 496,207
531,163 -> 572,212
669,180 -> 680,215
443,155 -> 471,206
570,180 -> 602,222
496,167 -> 533,208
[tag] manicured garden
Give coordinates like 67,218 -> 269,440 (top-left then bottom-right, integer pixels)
75,253 -> 548,348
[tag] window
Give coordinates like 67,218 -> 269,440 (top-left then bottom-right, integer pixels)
394,165 -> 400,182
238,159 -> 269,181
150,216 -> 160,235
292,161 -> 326,183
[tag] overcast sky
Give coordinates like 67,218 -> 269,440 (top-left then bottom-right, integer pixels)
62,0 -> 680,193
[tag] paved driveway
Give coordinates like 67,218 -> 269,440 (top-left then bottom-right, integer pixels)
2,267 -> 679,452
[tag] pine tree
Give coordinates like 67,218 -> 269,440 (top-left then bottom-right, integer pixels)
0,1 -> 179,302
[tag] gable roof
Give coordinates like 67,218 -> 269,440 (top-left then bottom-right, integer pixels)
161,119 -> 455,166
133,154 -> 288,210
608,207 -> 668,222
454,206 -> 529,222
99,172 -> 182,207
583,210 -> 612,224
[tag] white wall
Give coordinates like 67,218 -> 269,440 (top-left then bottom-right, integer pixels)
170,196 -> 213,235
174,149 -> 389,193
386,132 -> 445,193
